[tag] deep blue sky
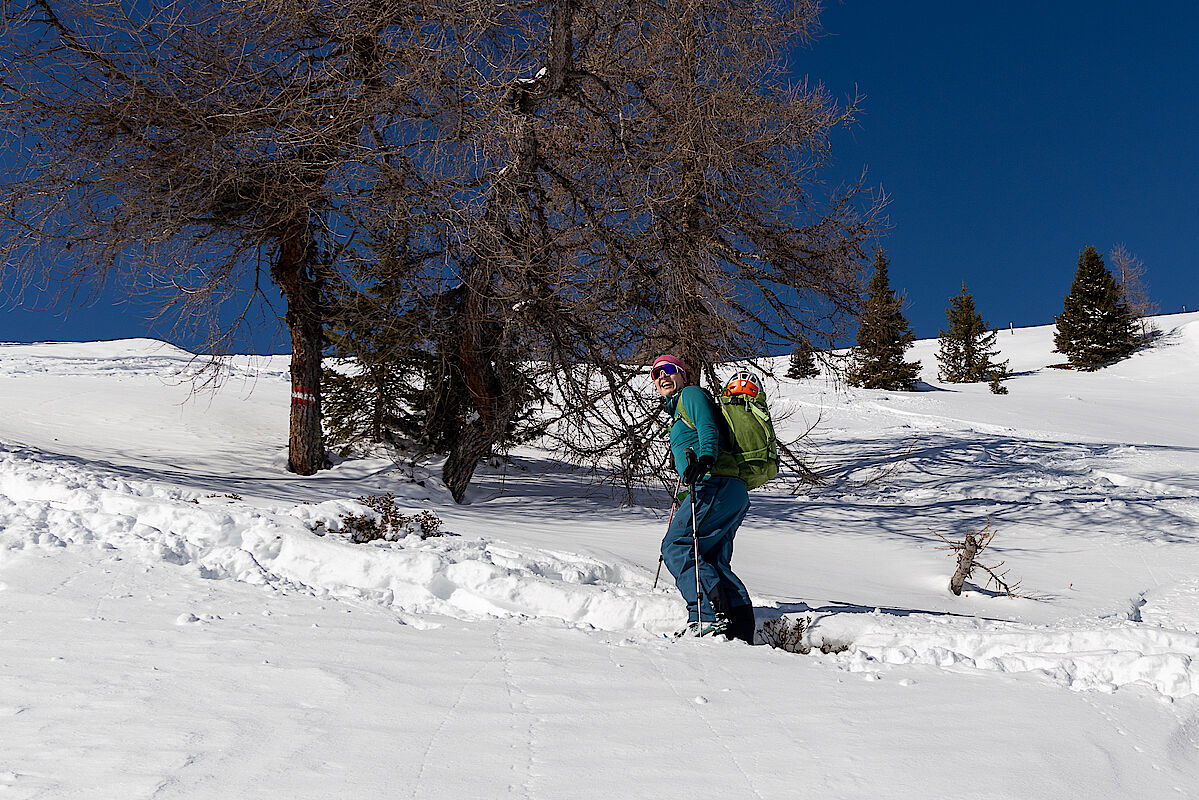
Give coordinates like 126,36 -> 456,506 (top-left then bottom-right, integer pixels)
797,1 -> 1199,335
3,1 -> 1197,353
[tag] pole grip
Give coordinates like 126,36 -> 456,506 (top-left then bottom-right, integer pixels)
683,447 -> 698,487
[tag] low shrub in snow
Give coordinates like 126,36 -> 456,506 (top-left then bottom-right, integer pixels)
759,615 -> 848,655
319,494 -> 445,542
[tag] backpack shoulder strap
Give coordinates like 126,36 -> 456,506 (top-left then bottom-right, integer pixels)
674,400 -> 696,430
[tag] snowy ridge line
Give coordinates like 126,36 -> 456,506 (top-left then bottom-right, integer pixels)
0,354 -> 289,383
0,340 -> 290,382
0,443 -> 677,633
809,612 -> 1199,700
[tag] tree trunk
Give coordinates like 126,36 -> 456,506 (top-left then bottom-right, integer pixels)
443,419 -> 496,504
273,223 -> 328,476
442,355 -> 525,503
286,308 -> 327,474
371,369 -> 386,444
442,278 -> 524,503
441,30 -> 561,501
949,533 -> 980,596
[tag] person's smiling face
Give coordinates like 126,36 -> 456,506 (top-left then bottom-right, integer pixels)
654,367 -> 686,398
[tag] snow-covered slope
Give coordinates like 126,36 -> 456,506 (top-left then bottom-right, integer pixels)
3,315 -> 1199,799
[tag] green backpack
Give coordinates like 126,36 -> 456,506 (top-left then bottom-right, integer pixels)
675,386 -> 779,490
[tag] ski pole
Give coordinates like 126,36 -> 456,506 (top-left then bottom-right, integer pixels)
685,448 -> 702,629
653,476 -> 684,590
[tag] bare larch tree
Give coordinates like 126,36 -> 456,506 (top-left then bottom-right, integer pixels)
515,0 -> 884,495
429,0 -> 884,500
1109,243 -> 1157,339
3,0 -> 883,502
0,0 -> 435,474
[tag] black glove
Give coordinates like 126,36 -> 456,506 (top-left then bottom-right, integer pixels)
683,453 -> 715,485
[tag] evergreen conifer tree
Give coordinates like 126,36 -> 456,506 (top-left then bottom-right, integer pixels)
936,283 -> 1008,383
848,250 -> 922,390
324,270 -> 542,460
322,255 -> 421,455
786,340 -> 820,379
322,243 -> 475,457
1053,246 -> 1138,370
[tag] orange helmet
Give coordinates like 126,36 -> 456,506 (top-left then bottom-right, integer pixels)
723,370 -> 761,398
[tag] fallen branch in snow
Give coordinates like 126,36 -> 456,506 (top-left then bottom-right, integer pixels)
933,519 -> 1022,597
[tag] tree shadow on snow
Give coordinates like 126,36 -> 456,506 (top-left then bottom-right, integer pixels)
752,430 -> 1199,547
759,599 -> 1014,625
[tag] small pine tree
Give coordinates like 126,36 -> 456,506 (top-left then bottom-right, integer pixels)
848,249 -> 922,391
936,283 -> 1008,383
322,255 -> 412,454
786,340 -> 819,379
325,273 -> 544,460
1053,246 -> 1138,370
322,245 -> 473,457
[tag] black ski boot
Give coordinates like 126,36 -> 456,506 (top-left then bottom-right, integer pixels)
724,605 -> 757,644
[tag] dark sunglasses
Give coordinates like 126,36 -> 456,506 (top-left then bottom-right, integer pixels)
651,364 -> 683,379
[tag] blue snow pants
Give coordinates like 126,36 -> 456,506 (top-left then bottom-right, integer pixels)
661,475 -> 751,623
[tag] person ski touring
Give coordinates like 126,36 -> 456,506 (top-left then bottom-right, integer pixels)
651,354 -> 756,643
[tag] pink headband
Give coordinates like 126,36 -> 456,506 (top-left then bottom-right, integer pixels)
651,354 -> 688,380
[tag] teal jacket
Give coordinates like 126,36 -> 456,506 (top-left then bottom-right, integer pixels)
664,385 -> 728,481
